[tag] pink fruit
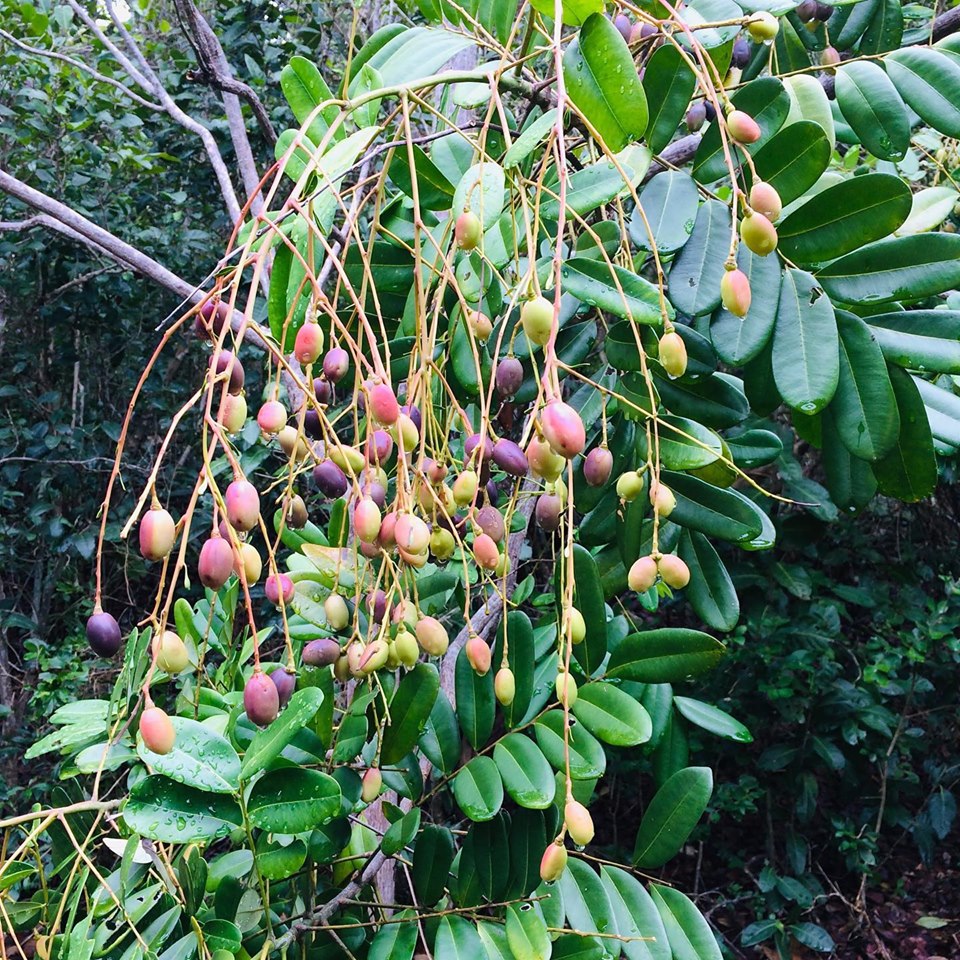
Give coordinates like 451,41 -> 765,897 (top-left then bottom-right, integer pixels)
720,268 -> 752,318
257,400 -> 287,434
473,533 -> 500,570
86,610 -> 121,657
540,841 -> 568,882
353,497 -> 382,543
225,479 -> 260,532
476,504 -> 505,543
541,401 -> 586,459
464,433 -> 494,464
313,377 -> 332,405
628,556 -> 659,592
564,799 -> 595,845
395,513 -> 430,553
140,706 -> 176,755
727,109 -> 761,144
269,668 -> 296,708
750,181 -> 782,221
265,573 -> 295,606
379,510 -> 398,549
659,554 -> 691,588
415,617 -> 449,656
244,671 -> 280,726
455,211 -> 482,250
294,321 -> 324,364
369,383 -> 400,425
465,635 -> 492,674
650,481 -> 676,517
495,357 -> 524,397
583,447 -> 613,487
492,438 -> 528,477
209,350 -> 244,395
139,506 -> 176,562
361,767 -> 383,802
199,536 -> 234,590
323,347 -> 350,383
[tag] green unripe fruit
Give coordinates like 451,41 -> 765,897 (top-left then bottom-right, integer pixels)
564,799 -> 595,846
659,554 -> 691,589
395,628 -> 420,668
455,211 -> 482,250
749,181 -> 782,222
153,630 -> 189,674
568,607 -> 586,644
220,391 -> 247,434
357,639 -> 390,675
527,435 -> 565,481
650,481 -> 676,517
324,593 -> 350,631
495,667 -> 516,706
540,841 -> 568,882
741,212 -> 778,257
628,555 -> 659,592
720,267 -> 752,317
727,109 -> 761,144
430,527 -> 456,561
521,296 -> 554,347
453,469 -> 479,507
555,669 -> 578,707
658,330 -> 688,378
616,470 -> 645,502
747,11 -> 779,41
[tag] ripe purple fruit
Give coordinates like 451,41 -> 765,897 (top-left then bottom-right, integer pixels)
536,493 -> 563,531
269,668 -> 296,708
368,589 -> 389,624
583,447 -> 613,487
209,350 -> 244,395
492,438 -> 528,477
323,347 -> 350,383
140,705 -> 176,755
86,610 -> 121,657
541,401 -> 586,459
303,637 -> 341,667
613,13 -> 632,41
686,101 -> 707,133
244,671 -> 280,726
313,459 -> 349,499
225,479 -> 260,532
294,321 -> 324,364
731,37 -> 750,69
199,536 -> 234,590
366,429 -> 394,464
455,211 -> 482,251
464,433 -> 494,464
476,504 -> 505,543
495,356 -> 524,397
265,573 -> 295,607
139,506 -> 176,562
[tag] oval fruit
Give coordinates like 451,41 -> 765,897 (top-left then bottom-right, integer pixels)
415,616 -> 449,657
244,671 -> 280,726
140,706 -> 176,755
303,637 -> 341,667
583,447 -> 613,487
225,479 -> 260,532
323,346 -> 350,382
86,610 -> 122,657
257,399 -> 287,435
727,109 -> 761,144
650,481 -> 676,517
495,667 -> 516,706
616,470 -> 645,502
465,635 -> 492,674
269,668 -> 296,708
540,841 -> 568,882
264,573 -> 295,606
139,506 -> 176,562
521,296 -> 554,347
324,593 -> 350,630
658,554 -> 691,589
199,536 -> 234,590
720,267 -> 752,317
628,555 -> 659,592
455,211 -> 482,250
749,181 -> 782,222
369,383 -> 400,425
361,767 -> 383,802
741,212 -> 778,257
541,401 -> 585,459
153,630 -> 189,674
564,799 -> 595,846
658,330 -> 688,378
496,357 -> 524,397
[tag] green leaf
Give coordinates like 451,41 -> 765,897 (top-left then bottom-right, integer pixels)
137,717 -> 240,795
493,733 -> 556,809
389,144 -> 455,210
572,681 -> 653,746
751,120 -> 831,207
255,835 -> 307,881
822,408 -> 878,511
504,112 -> 556,168
886,48 -> 960,138
784,75 -> 836,149
777,174 -> 912,264
832,311 -> 900,461
280,56 -> 340,144
434,915 -> 485,957
506,809 -> 548,900
694,78 -> 791,182
453,755 -> 504,821
239,687 -> 323,780
835,61 -> 909,161
506,902 -> 551,960
709,245 -> 781,365
382,808 -> 421,857
558,859 -> 619,944
643,44 -> 697,154
677,530 -> 739,632
600,865 -> 672,960
455,643 -> 495,749
535,709 -> 607,779
650,884 -> 723,960
412,825 -> 455,906
633,766 -> 713,868
420,690 -> 461,774
552,935 -> 605,959
542,151 -> 650,219
529,0 -> 603,25
563,14 -> 648,152
860,0 -> 902,55
247,768 -> 341,833
868,311 -> 960,373
453,161 -> 505,221
361,26 -> 475,87
369,910 -> 419,960
896,186 -> 959,236
630,171 -> 699,255
564,543 -> 608,676
817,235 -> 960,304
381,663 -> 439,765
607,629 -> 726,683
659,417 -> 723,471
494,611 -> 536,727
668,199 -> 730,317
661,471 -> 763,542
873,365 -> 938,502
123,777 -> 242,843
464,815 -> 510,902
0,861 -> 35,892
772,268 -> 839,414
653,371 -> 749,430
560,257 -> 666,325
673,696 -> 753,742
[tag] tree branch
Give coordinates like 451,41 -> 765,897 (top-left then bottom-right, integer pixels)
932,6 -> 960,42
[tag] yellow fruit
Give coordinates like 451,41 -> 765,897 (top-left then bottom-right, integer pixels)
741,212 -> 778,257
658,554 -> 691,589
153,630 -> 189,674
658,330 -> 688,378
628,556 -> 659,592
495,667 -> 516,706
564,799 -> 595,846
616,470 -> 645,502
747,11 -> 779,41
521,296 -> 554,347
650,481 -> 676,517
555,669 -> 578,707
720,267 -> 752,318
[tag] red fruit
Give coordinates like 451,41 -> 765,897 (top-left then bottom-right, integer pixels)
741,212 -> 778,257
521,296 -> 554,347
323,347 -> 350,383
540,841 -> 568,882
495,357 -> 524,398
658,331 -> 688,378
199,536 -> 234,590
541,401 -> 586,459
628,556 -> 659,592
583,447 -> 613,487
257,400 -> 287,434
302,637 -> 341,667
369,383 -> 400,425
294,321 -> 324,364
465,635 -> 492,675
265,573 -> 295,607
750,182 -> 782,222
86,610 -> 121,657
379,510 -> 398,549
139,706 -> 176,755
269,668 -> 296,708
395,513 -> 430,553
244,671 -> 280,726
492,438 -> 528,477
209,350 -> 244,395
139,506 -> 176,562
473,533 -> 500,570
536,493 -> 563,531
353,497 -> 382,543
455,211 -> 482,250
720,268 -> 752,318
727,109 -> 761,144
197,298 -> 230,336
658,554 -> 691,589
476,504 -> 505,543
225,479 -> 260,532
564,799 -> 595,846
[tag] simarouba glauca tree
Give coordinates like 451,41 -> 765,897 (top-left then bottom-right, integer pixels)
6,0 -> 960,957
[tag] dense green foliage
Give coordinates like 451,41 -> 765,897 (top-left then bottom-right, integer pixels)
3,0 -> 960,959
